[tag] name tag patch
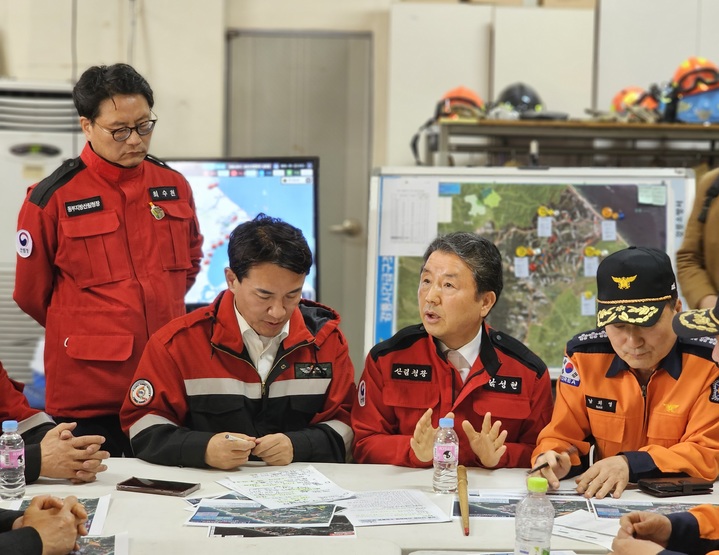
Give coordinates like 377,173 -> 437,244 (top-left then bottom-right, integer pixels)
65,196 -> 102,217
585,395 -> 617,413
149,186 -> 179,201
391,364 -> 432,382
295,363 -> 332,378
483,376 -> 522,394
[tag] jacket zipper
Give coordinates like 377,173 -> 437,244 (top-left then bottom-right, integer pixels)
211,341 -> 312,397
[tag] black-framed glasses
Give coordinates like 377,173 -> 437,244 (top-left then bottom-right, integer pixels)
93,115 -> 158,142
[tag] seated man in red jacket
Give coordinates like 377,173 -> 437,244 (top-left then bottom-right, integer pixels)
120,214 -> 355,469
0,360 -> 108,483
351,231 -> 554,468
611,297 -> 719,555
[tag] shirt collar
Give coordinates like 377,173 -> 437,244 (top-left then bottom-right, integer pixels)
606,339 -> 682,380
233,304 -> 290,345
440,326 -> 482,367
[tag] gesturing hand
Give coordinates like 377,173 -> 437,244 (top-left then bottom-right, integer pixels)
462,412 -> 507,468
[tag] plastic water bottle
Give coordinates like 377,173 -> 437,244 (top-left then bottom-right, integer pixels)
0,420 -> 25,500
432,417 -> 459,493
514,476 -> 554,555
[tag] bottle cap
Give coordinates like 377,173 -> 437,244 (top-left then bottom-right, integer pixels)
438,417 -> 454,428
527,476 -> 549,493
2,420 -> 18,432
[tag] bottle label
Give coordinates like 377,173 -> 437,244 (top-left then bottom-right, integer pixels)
0,448 -> 24,469
433,443 -> 458,463
514,542 -> 550,555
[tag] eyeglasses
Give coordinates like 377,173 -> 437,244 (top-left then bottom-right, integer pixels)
93,115 -> 158,142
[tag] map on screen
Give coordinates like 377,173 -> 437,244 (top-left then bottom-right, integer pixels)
367,168 -> 693,374
167,158 -> 318,306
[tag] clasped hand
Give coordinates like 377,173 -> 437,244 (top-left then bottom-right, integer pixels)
410,408 -> 507,468
206,432 -> 294,469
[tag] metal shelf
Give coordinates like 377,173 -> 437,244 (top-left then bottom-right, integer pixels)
428,118 -> 719,167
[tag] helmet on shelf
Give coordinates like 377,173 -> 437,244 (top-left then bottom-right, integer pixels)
610,86 -> 658,113
672,56 -> 719,97
494,82 -> 543,114
436,86 -> 485,119
663,57 -> 719,123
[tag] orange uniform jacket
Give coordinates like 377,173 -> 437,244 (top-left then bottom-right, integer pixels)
533,329 -> 719,482
664,505 -> 719,554
13,144 -> 203,418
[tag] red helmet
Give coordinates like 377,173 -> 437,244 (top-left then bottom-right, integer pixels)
672,56 -> 719,96
437,86 -> 485,119
610,86 -> 658,113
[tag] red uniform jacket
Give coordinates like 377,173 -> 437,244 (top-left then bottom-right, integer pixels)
0,361 -> 56,482
13,144 -> 203,418
120,291 -> 356,467
351,323 -> 554,468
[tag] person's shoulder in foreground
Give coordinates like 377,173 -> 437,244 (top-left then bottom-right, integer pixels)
120,213 -> 355,469
351,230 -> 553,469
611,299 -> 719,555
532,246 -> 719,500
0,360 -> 108,484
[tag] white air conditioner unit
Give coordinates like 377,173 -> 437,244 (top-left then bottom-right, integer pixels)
0,80 -> 82,387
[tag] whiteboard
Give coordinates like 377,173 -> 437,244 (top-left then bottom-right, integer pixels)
364,166 -> 695,378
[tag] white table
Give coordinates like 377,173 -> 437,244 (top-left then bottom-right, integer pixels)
6,458 -> 717,554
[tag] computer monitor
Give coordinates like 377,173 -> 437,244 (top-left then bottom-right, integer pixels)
166,157 -> 319,307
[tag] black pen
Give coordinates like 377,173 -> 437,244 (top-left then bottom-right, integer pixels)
527,445 -> 578,474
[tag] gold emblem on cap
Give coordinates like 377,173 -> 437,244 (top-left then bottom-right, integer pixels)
611,275 -> 637,290
597,304 -> 659,327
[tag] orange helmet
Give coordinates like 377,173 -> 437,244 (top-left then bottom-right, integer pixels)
672,56 -> 719,96
610,86 -> 658,113
437,86 -> 485,119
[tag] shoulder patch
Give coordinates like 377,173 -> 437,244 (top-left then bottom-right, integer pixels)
29,157 -> 86,208
559,356 -> 581,387
370,325 -> 427,362
130,379 -> 154,406
710,379 -> 719,404
16,230 -> 33,258
488,328 -> 547,377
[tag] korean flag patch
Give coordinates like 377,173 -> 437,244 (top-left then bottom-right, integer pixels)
559,356 -> 580,387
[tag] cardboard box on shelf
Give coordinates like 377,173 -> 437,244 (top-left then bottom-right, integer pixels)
540,0 -> 595,8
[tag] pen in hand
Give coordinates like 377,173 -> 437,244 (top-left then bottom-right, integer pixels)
527,445 -> 578,475
224,434 -> 255,448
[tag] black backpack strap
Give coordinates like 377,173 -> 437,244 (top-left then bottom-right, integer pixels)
698,174 -> 719,223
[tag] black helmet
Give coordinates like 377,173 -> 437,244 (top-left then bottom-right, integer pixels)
495,82 -> 543,113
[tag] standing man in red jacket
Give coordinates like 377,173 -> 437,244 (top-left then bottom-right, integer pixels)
13,63 -> 203,456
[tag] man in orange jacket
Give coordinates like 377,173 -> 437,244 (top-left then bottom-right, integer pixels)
610,298 -> 719,554
532,247 -> 719,499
